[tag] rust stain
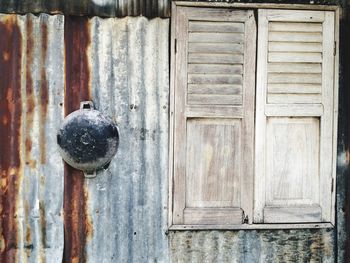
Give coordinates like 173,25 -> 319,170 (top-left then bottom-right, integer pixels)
24,201 -> 32,258
2,51 -> 9,61
39,201 -> 47,249
0,15 -> 22,262
63,16 -> 92,263
84,189 -> 93,243
25,19 -> 35,165
39,22 -> 49,164
39,199 -> 47,263
346,149 -> 350,166
24,17 -> 35,169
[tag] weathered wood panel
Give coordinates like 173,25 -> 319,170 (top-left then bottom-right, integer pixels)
172,7 -> 256,226
186,119 -> 241,209
255,9 -> 336,224
264,117 -> 323,223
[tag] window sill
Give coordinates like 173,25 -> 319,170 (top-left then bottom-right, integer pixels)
168,223 -> 334,231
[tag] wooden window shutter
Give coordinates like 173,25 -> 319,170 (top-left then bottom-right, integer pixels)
254,9 -> 336,223
172,7 -> 256,225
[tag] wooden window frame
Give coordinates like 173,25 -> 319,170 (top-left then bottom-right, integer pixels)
169,1 -> 339,230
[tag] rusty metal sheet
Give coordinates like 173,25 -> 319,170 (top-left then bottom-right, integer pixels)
0,13 -> 65,262
0,13 -> 170,262
170,230 -> 334,262
84,16 -> 170,262
61,16 -> 170,262
0,0 -> 171,18
63,16 -> 92,262
1,10 -> 350,263
0,14 -> 22,263
0,0 -> 345,18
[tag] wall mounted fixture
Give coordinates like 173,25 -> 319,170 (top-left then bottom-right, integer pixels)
57,101 -> 119,178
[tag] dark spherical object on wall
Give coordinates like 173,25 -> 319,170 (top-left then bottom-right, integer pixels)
57,101 -> 119,177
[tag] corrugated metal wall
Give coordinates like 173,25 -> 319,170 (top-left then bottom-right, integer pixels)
1,2 -> 350,262
0,14 -> 169,262
0,14 -> 65,263
170,230 -> 334,262
0,0 -> 345,18
86,16 -> 169,262
0,0 -> 171,17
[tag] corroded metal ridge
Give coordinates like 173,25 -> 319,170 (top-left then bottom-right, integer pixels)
0,15 -> 22,263
63,16 -> 92,263
0,13 -> 65,262
0,0 -> 171,18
